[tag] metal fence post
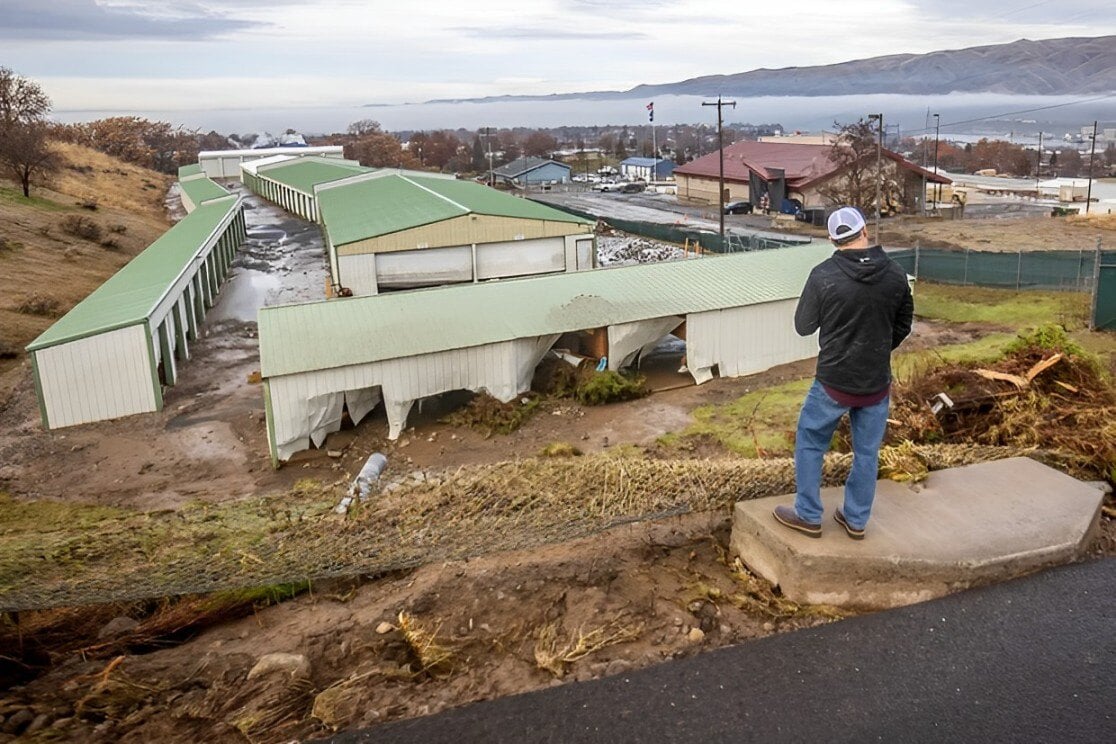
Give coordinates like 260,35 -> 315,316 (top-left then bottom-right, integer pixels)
1016,250 -> 1023,290
963,248 -> 969,286
914,242 -> 920,279
1090,239 -> 1102,331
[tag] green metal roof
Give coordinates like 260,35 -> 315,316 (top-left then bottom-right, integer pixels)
180,177 -> 229,206
259,243 -> 832,378
27,196 -> 239,352
317,174 -> 593,247
178,163 -> 203,178
258,158 -> 370,194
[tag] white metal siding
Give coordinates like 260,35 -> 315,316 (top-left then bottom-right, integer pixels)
267,334 -> 558,460
337,253 -> 379,295
475,237 -> 565,280
686,300 -> 819,382
36,325 -> 157,429
374,246 -> 472,288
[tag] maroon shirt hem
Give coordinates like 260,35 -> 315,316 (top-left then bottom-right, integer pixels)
822,382 -> 890,408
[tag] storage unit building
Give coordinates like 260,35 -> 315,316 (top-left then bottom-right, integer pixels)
27,195 -> 247,429
317,174 -> 596,295
245,156 -> 369,221
197,145 -> 345,181
258,244 -> 831,464
178,174 -> 230,214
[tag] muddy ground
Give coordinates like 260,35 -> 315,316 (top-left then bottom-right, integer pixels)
2,179 -> 1114,742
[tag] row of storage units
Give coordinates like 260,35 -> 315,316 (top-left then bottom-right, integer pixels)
242,155 -> 370,222
177,166 -> 232,213
27,194 -> 247,429
196,145 -> 345,181
315,172 -> 597,295
236,156 -> 598,296
257,243 -> 831,464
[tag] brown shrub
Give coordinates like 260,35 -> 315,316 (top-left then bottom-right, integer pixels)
16,294 -> 61,317
60,214 -> 103,241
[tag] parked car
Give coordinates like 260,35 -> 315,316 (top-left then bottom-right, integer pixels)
595,180 -> 624,193
723,200 -> 753,214
620,182 -> 645,193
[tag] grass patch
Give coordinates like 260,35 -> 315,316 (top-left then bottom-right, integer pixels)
660,378 -> 811,457
913,281 -> 1089,329
0,185 -> 68,211
894,333 -> 1016,380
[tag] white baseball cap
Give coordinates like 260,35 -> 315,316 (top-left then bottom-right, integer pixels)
827,207 -> 866,241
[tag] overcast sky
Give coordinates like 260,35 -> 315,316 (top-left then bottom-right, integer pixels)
2,0 -> 1114,113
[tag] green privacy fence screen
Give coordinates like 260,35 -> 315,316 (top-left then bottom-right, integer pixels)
1095,252 -> 1116,331
886,247 -> 1102,292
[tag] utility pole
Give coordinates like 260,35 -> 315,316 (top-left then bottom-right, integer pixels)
1086,120 -> 1098,215
932,113 -> 941,210
481,127 -> 495,187
702,96 -> 736,245
1036,130 -> 1044,184
868,113 -> 883,243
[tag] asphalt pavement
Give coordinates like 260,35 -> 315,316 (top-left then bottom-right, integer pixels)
330,558 -> 1115,744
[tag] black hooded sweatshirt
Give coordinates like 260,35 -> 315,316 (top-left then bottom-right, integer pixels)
794,245 -> 914,395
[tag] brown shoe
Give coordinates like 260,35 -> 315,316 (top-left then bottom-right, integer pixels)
772,505 -> 822,538
834,508 -> 865,540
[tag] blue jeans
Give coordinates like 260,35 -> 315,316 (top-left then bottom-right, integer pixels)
793,380 -> 890,529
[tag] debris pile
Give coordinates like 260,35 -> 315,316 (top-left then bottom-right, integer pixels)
596,235 -> 686,266
888,325 -> 1116,483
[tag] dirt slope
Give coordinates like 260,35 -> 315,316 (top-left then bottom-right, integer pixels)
0,142 -> 172,399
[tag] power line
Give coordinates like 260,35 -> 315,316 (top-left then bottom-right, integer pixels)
901,92 -> 1116,136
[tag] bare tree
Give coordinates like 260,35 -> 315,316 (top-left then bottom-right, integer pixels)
817,119 -> 882,213
3,120 -> 60,197
0,67 -> 50,128
0,68 -> 56,197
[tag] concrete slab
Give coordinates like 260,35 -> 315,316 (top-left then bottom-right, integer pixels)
730,457 -> 1104,609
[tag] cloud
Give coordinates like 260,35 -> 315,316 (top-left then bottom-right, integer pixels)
454,26 -> 644,40
0,0 -> 261,40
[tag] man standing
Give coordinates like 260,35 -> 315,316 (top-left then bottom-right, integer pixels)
774,206 -> 913,539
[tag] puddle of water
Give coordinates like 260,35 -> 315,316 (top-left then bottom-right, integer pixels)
209,270 -> 284,323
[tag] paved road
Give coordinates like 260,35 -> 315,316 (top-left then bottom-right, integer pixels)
331,558 -> 1115,744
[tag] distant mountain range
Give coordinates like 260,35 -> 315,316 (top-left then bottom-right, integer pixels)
424,36 -> 1116,104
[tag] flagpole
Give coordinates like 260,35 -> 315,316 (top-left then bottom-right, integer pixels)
648,101 -> 656,182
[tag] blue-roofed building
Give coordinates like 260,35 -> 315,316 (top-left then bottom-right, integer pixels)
620,157 -> 676,181
493,157 -> 571,186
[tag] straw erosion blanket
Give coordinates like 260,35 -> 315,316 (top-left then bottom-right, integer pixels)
1,443 -> 1031,612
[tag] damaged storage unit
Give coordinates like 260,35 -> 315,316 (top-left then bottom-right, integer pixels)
27,194 -> 247,429
316,173 -> 597,295
258,243 -> 831,465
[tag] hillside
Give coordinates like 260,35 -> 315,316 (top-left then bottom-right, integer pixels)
0,142 -> 173,401
431,36 -> 1116,103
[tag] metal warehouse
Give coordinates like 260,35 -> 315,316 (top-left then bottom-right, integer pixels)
257,244 -> 830,464
316,173 -> 597,295
27,195 -> 247,429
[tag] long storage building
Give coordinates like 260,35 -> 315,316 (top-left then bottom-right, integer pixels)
257,244 -> 829,464
316,173 -> 597,295
27,195 -> 247,429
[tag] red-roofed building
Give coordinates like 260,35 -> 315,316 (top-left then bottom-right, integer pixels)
674,140 -> 950,214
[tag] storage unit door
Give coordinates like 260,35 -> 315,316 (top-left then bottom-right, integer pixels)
476,237 -> 565,280
375,246 -> 472,288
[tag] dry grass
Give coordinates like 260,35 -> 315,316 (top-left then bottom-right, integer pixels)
533,615 -> 643,678
397,610 -> 456,676
0,443 -> 1034,612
